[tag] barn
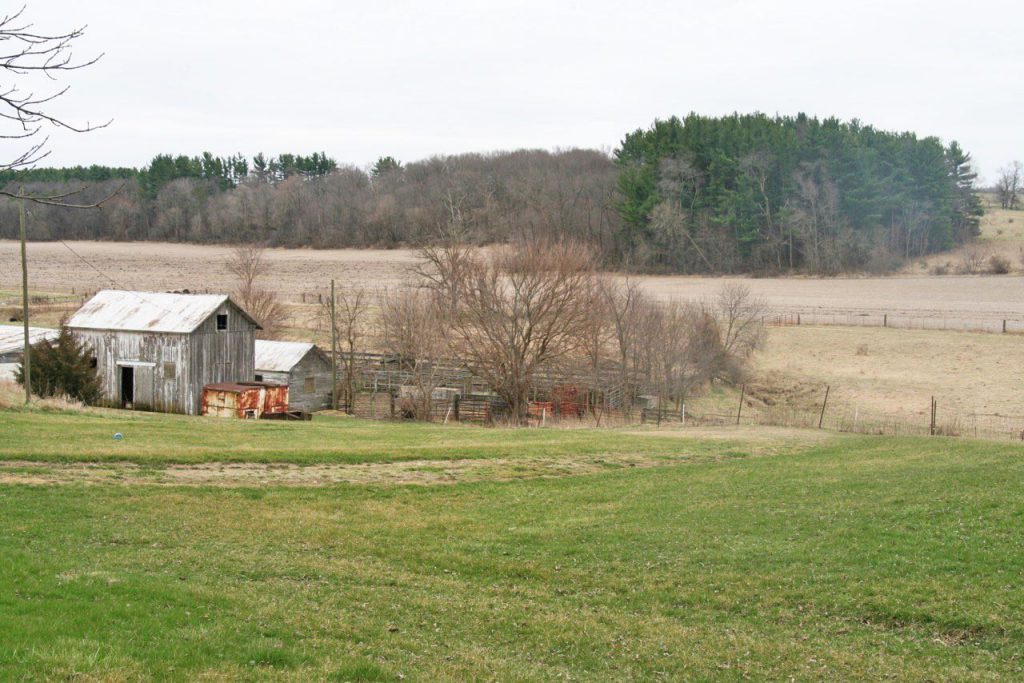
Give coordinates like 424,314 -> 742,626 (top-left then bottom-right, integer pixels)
66,290 -> 260,414
0,325 -> 58,382
0,325 -> 58,363
254,340 -> 332,413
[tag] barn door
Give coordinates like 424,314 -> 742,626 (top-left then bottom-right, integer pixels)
133,365 -> 155,410
120,366 -> 134,408
119,364 -> 154,410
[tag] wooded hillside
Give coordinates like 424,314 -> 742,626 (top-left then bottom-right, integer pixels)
0,113 -> 983,274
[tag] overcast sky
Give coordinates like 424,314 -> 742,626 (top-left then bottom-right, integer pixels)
8,0 -> 1023,180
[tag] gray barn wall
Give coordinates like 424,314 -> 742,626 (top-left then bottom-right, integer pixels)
187,302 -> 256,414
256,350 -> 332,413
73,301 -> 256,415
73,329 -> 190,413
285,350 -> 332,413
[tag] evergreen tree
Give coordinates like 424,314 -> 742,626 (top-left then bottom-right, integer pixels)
16,326 -> 102,404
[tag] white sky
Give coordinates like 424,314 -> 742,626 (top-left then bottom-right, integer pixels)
7,0 -> 1023,180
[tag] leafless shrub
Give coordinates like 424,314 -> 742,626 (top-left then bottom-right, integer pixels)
645,301 -> 725,410
957,248 -> 987,275
378,286 -> 450,420
988,254 -> 1011,275
227,245 -> 286,338
929,262 -> 952,276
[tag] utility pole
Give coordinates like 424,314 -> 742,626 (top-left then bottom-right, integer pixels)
19,188 -> 31,405
330,279 -> 337,410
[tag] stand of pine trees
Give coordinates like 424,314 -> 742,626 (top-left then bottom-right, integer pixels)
615,113 -> 983,273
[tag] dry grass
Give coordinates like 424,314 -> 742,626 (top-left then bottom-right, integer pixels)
752,325 -> 1024,422
0,379 -> 86,411
909,203 -> 1024,275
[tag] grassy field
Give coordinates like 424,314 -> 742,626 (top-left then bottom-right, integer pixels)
1,408 -> 1024,680
751,324 -> 1024,421
0,406 -> 788,466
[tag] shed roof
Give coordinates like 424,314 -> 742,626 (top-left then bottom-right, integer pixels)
255,340 -> 322,372
67,290 -> 259,334
0,325 -> 58,354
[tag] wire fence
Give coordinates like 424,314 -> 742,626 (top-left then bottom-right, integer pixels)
339,386 -> 1024,443
764,311 -> 1024,334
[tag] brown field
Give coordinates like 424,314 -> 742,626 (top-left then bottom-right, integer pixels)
3,238 -> 1024,326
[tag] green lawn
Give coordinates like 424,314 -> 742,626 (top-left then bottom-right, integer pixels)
0,408 -> 760,465
1,410 -> 1023,680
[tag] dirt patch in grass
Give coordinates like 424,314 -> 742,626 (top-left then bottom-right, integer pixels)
0,450 -> 738,487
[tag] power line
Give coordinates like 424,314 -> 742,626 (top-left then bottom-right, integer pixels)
54,240 -> 201,317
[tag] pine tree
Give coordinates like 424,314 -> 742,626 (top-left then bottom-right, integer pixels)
16,326 -> 102,404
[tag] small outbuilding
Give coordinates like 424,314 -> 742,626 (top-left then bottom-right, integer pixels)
0,325 -> 58,363
0,325 -> 58,382
254,340 -> 332,413
202,382 -> 289,419
67,290 -> 260,414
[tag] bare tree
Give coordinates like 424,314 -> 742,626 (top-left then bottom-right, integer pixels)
600,276 -> 649,412
995,161 -> 1022,210
0,5 -> 111,194
577,278 -> 614,424
422,239 -> 597,423
647,302 -> 724,410
714,283 -> 766,365
226,245 -> 286,339
379,286 -> 451,420
317,285 -> 370,412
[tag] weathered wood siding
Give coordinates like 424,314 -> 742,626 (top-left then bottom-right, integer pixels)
72,300 -> 256,415
186,302 -> 255,414
72,329 -> 190,413
255,349 -> 331,413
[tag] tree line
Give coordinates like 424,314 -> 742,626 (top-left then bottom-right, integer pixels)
0,113 -> 987,274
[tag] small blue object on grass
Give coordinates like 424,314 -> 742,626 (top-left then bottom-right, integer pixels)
113,432 -> 124,442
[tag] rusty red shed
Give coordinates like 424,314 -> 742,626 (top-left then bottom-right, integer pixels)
201,382 -> 289,419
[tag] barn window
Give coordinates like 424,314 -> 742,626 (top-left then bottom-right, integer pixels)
304,376 -> 315,393
89,357 -> 98,369
216,314 -> 228,330
255,374 -> 264,382
163,362 -> 176,379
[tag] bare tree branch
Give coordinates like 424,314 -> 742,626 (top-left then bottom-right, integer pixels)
0,5 -> 110,172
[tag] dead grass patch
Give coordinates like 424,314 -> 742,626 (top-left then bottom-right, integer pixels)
0,451 -> 725,487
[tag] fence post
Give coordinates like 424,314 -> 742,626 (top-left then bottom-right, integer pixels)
930,396 -> 937,436
818,385 -> 830,429
883,314 -> 887,328
390,392 -> 396,418
453,395 -> 460,422
797,313 -> 801,326
736,384 -> 746,425
1003,319 -> 1007,334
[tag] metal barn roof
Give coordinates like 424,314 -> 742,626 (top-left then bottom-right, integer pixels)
255,340 -> 320,372
67,290 -> 259,334
0,326 -> 58,354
